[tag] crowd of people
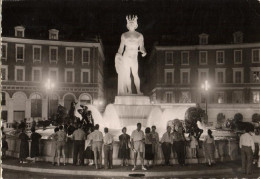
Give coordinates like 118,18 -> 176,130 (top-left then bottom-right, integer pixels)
45,122 -> 216,171
2,110 -> 259,175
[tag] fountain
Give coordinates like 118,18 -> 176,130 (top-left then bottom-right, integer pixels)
4,15 -> 241,165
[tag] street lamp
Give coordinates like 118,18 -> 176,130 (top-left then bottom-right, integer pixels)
201,80 -> 210,116
45,78 -> 55,120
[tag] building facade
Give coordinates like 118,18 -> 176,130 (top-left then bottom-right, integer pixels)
1,26 -> 105,124
148,32 -> 260,123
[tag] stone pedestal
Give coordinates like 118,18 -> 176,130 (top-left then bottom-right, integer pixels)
114,95 -> 150,105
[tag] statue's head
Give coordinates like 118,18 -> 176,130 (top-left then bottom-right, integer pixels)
126,15 -> 138,31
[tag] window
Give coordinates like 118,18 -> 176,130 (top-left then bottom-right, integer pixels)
165,51 -> 173,65
250,67 -> 260,83
49,68 -> 58,82
233,68 -> 244,83
49,47 -> 58,63
49,29 -> 59,40
16,44 -> 25,62
198,69 -> 209,83
33,45 -> 41,62
215,68 -> 226,84
65,69 -> 74,83
66,47 -> 74,64
180,69 -> 190,84
233,91 -> 243,103
252,49 -> 260,63
2,43 -> 7,60
15,66 -> 25,81
1,65 -> 8,81
32,67 -> 42,82
199,33 -> 209,45
181,51 -> 189,65
252,91 -> 260,103
82,48 -> 90,64
15,26 -> 25,37
79,94 -> 92,105
164,69 -> 174,84
217,72 -> 224,83
179,91 -> 191,103
31,94 -> 42,117
81,69 -> 90,83
216,51 -> 224,64
234,50 -> 242,64
199,51 -> 207,65
216,92 -> 225,104
165,92 -> 173,103
1,92 -> 6,106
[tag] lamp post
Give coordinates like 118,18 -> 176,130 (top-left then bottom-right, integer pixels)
201,80 -> 210,116
45,78 -> 55,120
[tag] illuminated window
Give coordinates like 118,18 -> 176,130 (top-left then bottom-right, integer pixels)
79,94 -> 92,105
1,65 -> 8,81
179,91 -> 191,103
216,92 -> 225,104
252,91 -> 260,103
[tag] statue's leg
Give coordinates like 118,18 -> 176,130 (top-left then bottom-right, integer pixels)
126,67 -> 132,94
131,60 -> 141,94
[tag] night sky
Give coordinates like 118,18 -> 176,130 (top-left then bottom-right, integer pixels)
2,0 -> 260,102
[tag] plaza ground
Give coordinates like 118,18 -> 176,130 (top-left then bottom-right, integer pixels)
2,158 -> 260,178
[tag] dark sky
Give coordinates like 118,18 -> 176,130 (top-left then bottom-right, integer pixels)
2,0 -> 260,101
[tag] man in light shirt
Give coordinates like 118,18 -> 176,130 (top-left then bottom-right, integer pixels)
239,126 -> 255,175
72,124 -> 86,166
103,127 -> 114,169
160,126 -> 173,166
131,123 -> 147,171
89,124 -> 103,169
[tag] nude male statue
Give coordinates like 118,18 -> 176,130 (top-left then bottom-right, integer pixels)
115,15 -> 147,95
